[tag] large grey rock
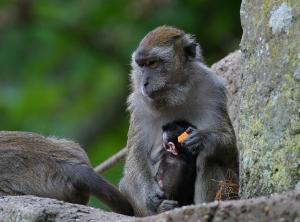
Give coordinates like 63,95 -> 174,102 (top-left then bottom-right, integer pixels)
237,0 -> 300,198
0,195 -> 131,222
137,190 -> 300,222
0,191 -> 299,222
213,0 -> 300,199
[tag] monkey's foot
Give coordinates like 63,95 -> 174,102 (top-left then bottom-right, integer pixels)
157,200 -> 179,213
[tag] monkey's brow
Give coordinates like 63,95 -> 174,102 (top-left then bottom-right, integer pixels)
135,57 -> 158,66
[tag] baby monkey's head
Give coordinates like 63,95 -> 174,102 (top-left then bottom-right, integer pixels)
162,120 -> 195,155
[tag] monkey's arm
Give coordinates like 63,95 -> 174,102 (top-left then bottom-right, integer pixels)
119,144 -> 165,216
187,112 -> 239,204
183,127 -> 236,158
119,121 -> 165,216
182,107 -> 237,160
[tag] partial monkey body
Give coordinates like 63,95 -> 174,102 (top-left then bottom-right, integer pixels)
0,131 -> 133,215
120,26 -> 239,216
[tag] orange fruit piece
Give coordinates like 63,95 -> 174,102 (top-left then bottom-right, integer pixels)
178,131 -> 189,143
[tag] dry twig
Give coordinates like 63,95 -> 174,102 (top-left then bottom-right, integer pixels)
94,148 -> 127,174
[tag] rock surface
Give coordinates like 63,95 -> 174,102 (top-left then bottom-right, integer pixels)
238,0 -> 300,198
137,190 -> 300,222
214,0 -> 300,199
0,195 -> 132,222
0,191 -> 299,222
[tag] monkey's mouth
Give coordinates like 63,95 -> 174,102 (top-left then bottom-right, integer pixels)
142,86 -> 168,100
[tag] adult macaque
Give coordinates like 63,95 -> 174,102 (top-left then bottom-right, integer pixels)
0,131 -> 133,215
155,120 -> 197,212
120,26 -> 239,216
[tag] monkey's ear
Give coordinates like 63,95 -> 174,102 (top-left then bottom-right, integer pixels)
184,43 -> 197,59
182,34 -> 202,61
166,142 -> 178,156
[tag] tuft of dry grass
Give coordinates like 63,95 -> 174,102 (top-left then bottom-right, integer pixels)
213,179 -> 239,202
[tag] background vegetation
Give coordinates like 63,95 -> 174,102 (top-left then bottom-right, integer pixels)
0,0 -> 241,209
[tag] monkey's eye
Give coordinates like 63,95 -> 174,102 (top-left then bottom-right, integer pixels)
135,58 -> 146,67
147,60 -> 159,68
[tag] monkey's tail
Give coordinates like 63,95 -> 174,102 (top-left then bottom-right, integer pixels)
67,164 -> 134,216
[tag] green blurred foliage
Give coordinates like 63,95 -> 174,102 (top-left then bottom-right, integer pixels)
0,0 -> 242,209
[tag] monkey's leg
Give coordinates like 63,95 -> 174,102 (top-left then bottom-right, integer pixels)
119,172 -> 164,216
194,158 -> 225,203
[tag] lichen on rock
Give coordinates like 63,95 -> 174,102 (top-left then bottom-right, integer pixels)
238,0 -> 300,198
269,3 -> 293,34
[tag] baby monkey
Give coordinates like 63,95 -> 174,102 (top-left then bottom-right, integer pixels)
155,120 -> 198,210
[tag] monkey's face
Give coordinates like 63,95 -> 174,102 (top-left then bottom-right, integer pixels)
132,45 -> 182,101
130,27 -> 202,108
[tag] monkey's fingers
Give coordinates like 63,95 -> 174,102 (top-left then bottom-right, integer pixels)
182,132 -> 200,147
182,133 -> 204,154
186,126 -> 197,134
146,189 -> 165,210
157,200 -> 179,213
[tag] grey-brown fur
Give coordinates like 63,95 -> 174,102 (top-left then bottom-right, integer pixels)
120,26 -> 239,216
0,131 -> 133,215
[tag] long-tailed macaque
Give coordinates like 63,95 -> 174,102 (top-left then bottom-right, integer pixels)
0,131 -> 133,215
119,26 -> 239,216
155,120 -> 197,212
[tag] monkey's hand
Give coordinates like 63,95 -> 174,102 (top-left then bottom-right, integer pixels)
182,127 -> 205,155
146,185 -> 165,212
157,200 -> 179,213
